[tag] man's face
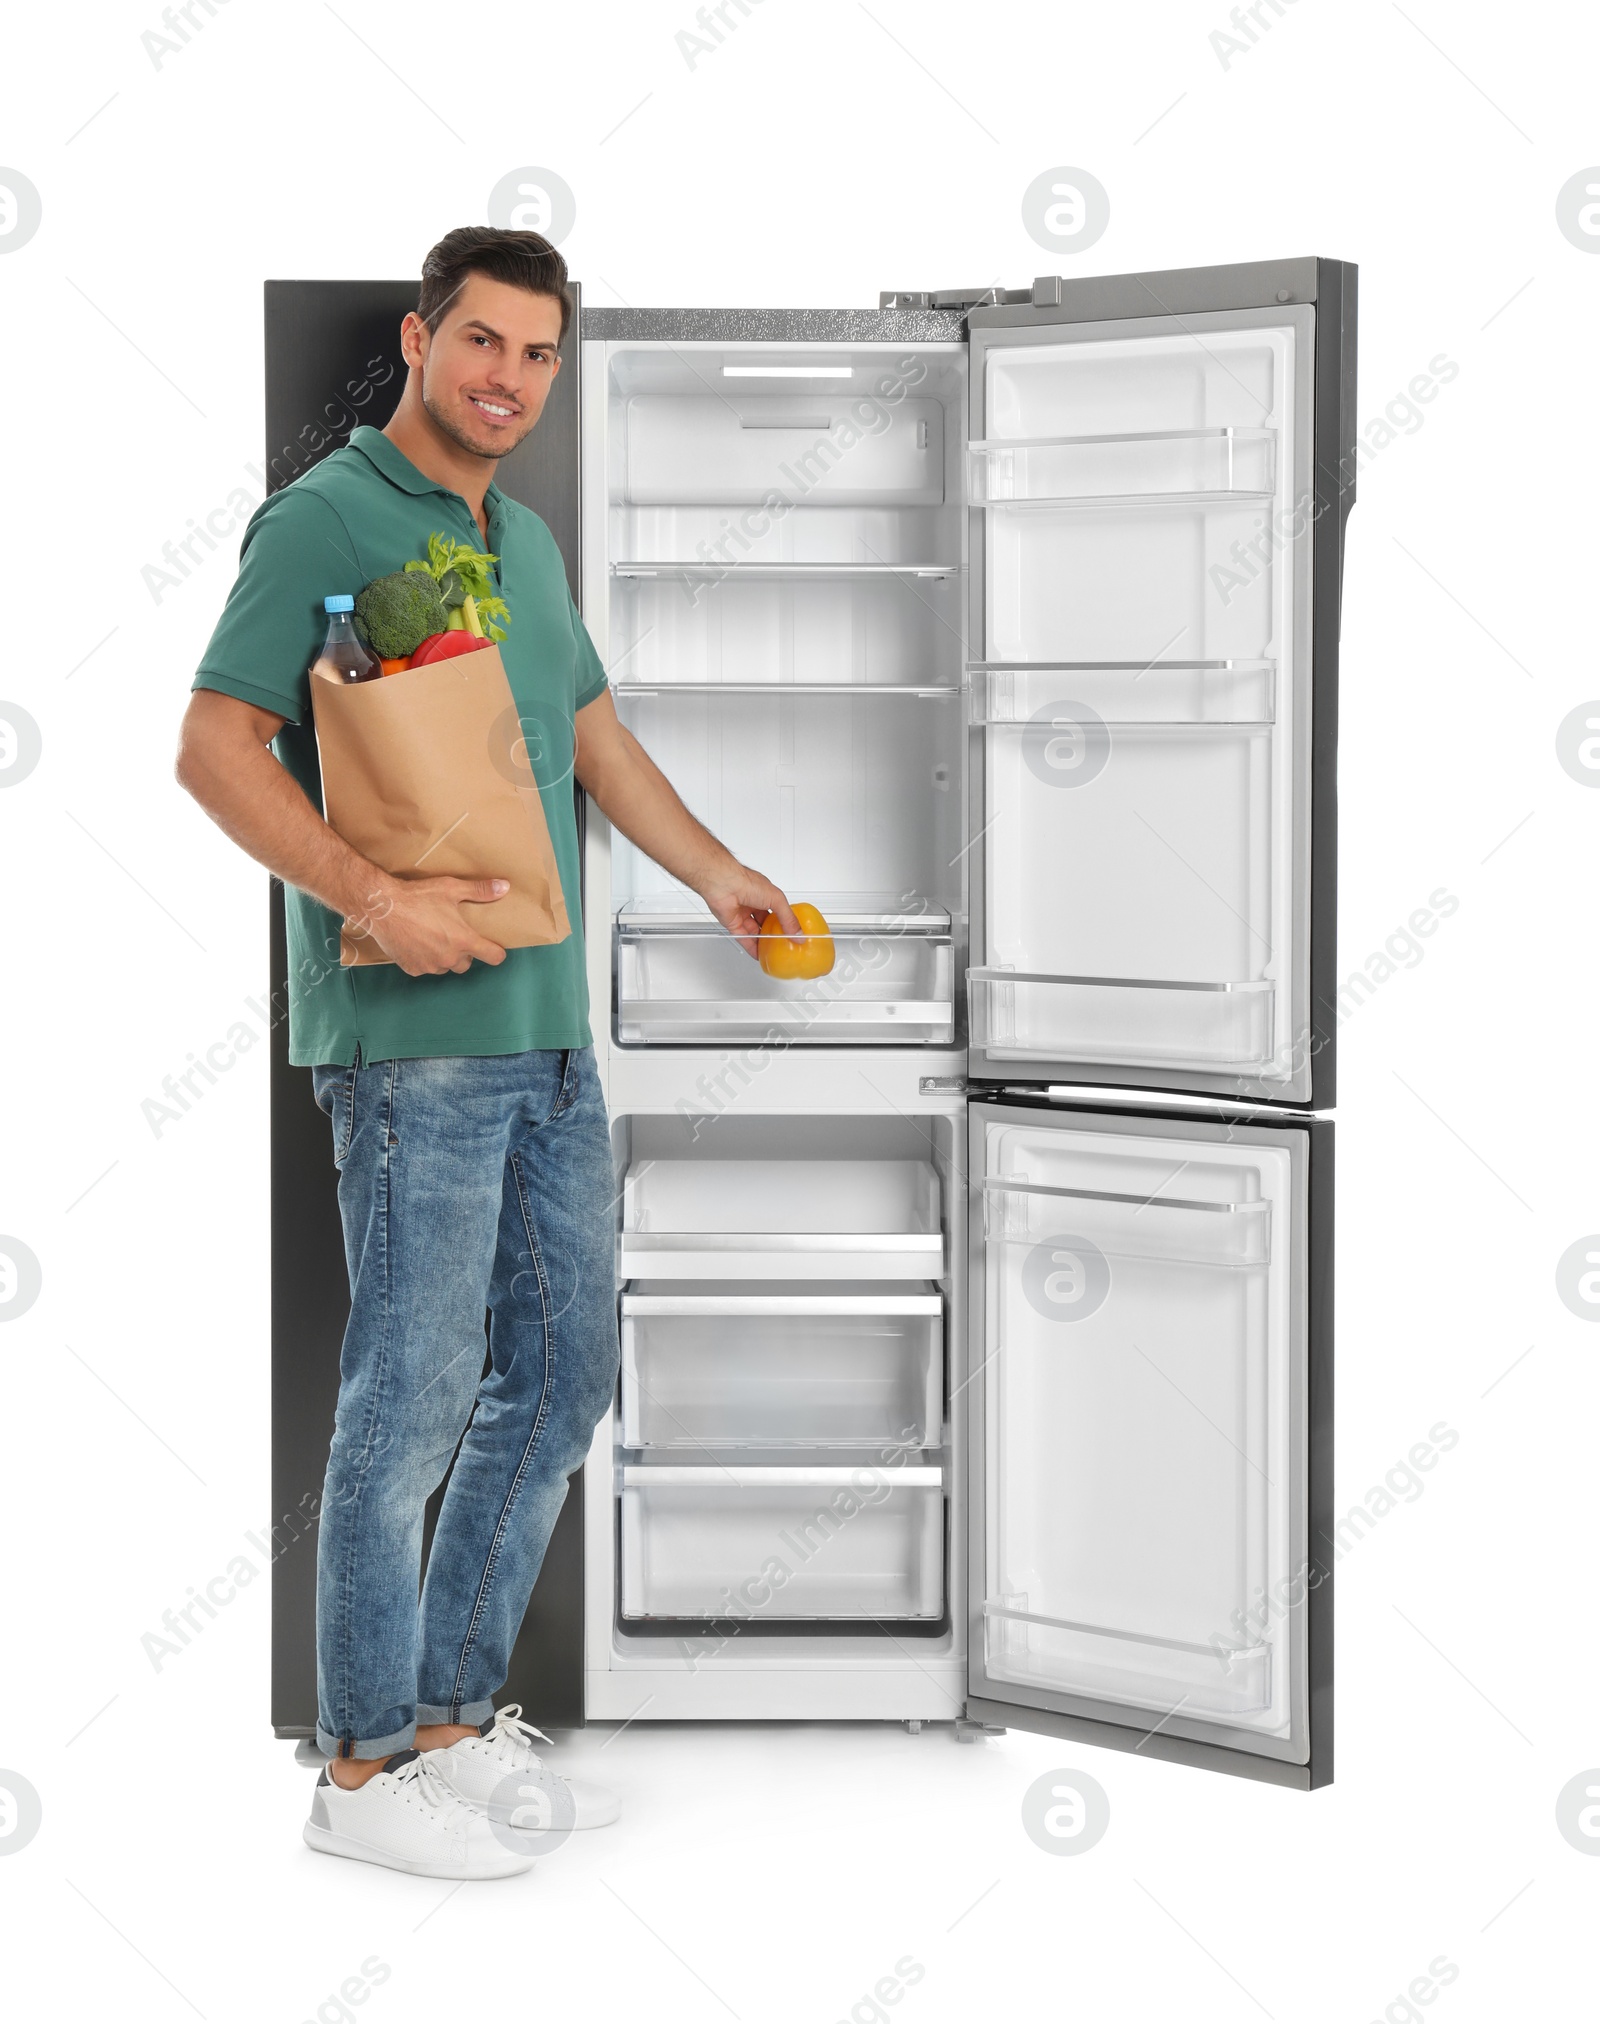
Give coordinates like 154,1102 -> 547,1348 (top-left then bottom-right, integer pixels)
408,272 -> 564,460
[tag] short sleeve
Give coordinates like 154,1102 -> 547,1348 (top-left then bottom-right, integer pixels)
568,585 -> 609,712
191,487 -> 362,725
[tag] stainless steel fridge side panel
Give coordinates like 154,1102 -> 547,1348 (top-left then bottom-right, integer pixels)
964,1095 -> 1332,1788
1307,258 -> 1357,1111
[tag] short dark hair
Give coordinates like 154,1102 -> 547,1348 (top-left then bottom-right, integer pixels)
417,226 -> 572,346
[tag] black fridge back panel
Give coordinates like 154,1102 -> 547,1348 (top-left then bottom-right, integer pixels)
266,277 -> 587,1735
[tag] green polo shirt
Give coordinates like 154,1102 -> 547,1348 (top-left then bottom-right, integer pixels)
192,425 -> 607,1068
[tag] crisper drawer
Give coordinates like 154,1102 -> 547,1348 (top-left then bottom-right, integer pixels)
615,921 -> 954,1046
620,1284 -> 943,1450
619,1466 -> 945,1621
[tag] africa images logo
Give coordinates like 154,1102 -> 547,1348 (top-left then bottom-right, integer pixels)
1021,1236 -> 1111,1323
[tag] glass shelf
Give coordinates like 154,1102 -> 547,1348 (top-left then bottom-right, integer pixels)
612,561 -> 960,581
619,1232 -> 946,1280
967,428 -> 1276,508
621,1465 -> 945,1486
613,681 -> 963,699
619,894 -> 951,927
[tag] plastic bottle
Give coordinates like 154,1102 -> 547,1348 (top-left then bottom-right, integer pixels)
316,594 -> 382,684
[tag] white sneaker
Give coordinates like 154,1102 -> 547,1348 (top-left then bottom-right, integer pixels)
303,1747 -> 534,1879
427,1704 -> 621,1832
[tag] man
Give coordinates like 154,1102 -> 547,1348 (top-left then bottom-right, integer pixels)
175,226 -> 798,1880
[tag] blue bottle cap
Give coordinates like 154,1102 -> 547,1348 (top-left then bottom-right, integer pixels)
324,593 -> 355,613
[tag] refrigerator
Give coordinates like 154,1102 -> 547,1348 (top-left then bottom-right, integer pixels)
269,255 -> 1352,1792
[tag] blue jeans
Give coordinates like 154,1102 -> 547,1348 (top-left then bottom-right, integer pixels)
308,1044 -> 618,1759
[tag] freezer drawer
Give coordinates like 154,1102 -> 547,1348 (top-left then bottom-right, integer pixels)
620,1284 -> 944,1449
614,919 -> 954,1046
619,1466 -> 945,1621
619,1149 -> 947,1281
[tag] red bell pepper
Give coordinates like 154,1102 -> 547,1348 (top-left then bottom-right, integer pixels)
410,631 -> 492,667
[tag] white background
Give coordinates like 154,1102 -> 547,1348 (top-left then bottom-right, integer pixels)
0,0 -> 1593,2018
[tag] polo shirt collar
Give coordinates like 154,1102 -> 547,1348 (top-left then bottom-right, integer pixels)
348,426 -> 508,527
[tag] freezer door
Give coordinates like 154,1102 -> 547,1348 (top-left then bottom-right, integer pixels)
964,1096 -> 1332,1787
964,259 -> 1354,1105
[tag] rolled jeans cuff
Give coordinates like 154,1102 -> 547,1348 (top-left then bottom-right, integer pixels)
416,1698 -> 496,1729
315,1720 -> 416,1761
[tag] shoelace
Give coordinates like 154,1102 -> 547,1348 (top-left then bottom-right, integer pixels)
387,1750 -> 480,1823
476,1702 -> 555,1768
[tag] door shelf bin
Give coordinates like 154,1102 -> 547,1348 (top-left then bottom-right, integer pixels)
614,922 -> 955,1046
972,661 -> 1275,727
970,970 -> 1274,1070
620,1156 -> 946,1282
620,1466 -> 945,1621
982,1602 -> 1271,1717
983,1178 -> 1271,1269
966,428 -> 1275,507
620,1285 -> 943,1449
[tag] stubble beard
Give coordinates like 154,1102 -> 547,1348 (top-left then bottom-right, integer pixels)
421,380 -> 538,463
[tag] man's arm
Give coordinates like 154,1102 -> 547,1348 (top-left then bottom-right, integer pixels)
175,689 -> 512,976
572,688 -> 800,952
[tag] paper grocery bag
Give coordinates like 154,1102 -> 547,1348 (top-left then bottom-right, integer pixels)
309,643 -> 571,968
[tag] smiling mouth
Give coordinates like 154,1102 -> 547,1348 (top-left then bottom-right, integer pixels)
468,395 -> 521,422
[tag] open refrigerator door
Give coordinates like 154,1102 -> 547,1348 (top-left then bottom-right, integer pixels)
964,262 -> 1355,1106
955,259 -> 1351,1786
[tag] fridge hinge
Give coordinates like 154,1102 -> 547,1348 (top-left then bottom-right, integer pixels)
919,1075 -> 971,1095
879,280 -> 1056,313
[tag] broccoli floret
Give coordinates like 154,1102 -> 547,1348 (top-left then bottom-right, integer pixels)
354,572 -> 448,659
